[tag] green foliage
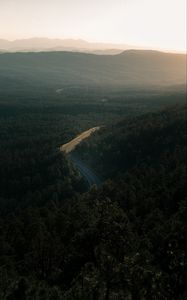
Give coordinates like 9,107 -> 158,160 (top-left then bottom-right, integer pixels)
0,90 -> 186,299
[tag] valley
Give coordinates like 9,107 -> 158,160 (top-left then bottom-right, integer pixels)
0,49 -> 186,299
1,0 -> 186,297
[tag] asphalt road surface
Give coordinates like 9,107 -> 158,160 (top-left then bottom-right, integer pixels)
60,127 -> 100,154
70,154 -> 102,188
60,127 -> 102,188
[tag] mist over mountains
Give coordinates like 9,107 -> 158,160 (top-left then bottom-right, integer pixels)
0,38 -> 135,54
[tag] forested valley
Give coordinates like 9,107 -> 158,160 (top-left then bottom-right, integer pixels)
0,82 -> 186,299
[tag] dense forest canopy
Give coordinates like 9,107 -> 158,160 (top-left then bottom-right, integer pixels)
0,84 -> 186,298
0,48 -> 186,299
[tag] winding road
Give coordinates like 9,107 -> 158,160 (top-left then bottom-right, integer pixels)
60,127 -> 100,154
70,154 -> 102,187
60,127 -> 102,188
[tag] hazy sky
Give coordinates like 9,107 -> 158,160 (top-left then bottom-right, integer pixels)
0,0 -> 186,51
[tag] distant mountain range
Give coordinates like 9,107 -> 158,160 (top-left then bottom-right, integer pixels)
0,50 -> 186,90
0,38 -> 137,54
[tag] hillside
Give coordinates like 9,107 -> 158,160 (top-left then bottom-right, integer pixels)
0,50 -> 186,90
75,104 -> 187,178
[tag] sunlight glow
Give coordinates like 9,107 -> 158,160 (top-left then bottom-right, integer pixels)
0,0 -> 186,52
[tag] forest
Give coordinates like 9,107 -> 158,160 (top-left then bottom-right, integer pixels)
0,84 -> 186,299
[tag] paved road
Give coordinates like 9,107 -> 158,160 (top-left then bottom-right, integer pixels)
70,154 -> 102,188
60,127 -> 100,154
60,127 -> 102,188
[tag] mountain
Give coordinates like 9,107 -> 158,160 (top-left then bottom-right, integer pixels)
0,38 -> 133,53
0,50 -> 186,90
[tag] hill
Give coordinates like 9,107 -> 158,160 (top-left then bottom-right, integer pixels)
0,50 -> 186,91
75,104 -> 187,179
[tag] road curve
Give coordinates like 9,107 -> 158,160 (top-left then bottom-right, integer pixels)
60,127 -> 100,154
70,154 -> 102,188
60,127 -> 102,188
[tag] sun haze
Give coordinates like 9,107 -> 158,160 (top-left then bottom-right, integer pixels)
0,0 -> 186,52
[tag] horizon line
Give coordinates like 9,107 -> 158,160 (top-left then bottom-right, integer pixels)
0,36 -> 186,54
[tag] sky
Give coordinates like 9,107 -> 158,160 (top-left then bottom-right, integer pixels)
0,0 -> 186,52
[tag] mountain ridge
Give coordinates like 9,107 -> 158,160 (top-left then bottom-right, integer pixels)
0,50 -> 186,89
0,37 -> 134,54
